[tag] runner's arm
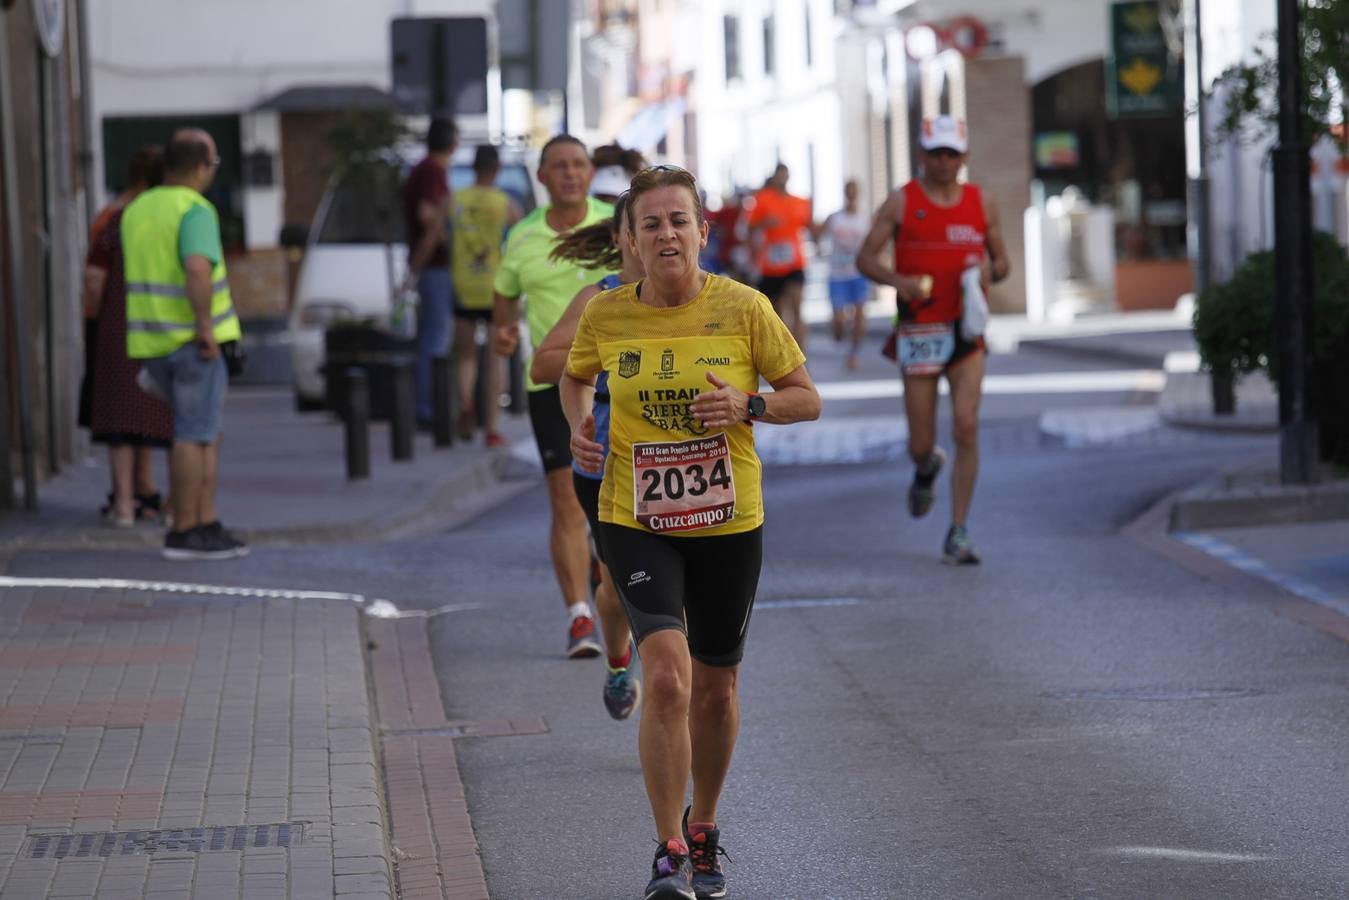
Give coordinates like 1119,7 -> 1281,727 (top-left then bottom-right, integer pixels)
689,365 -> 821,428
560,371 -> 603,473
491,291 -> 520,356
983,193 -> 1011,284
855,191 -> 926,304
530,283 -> 599,384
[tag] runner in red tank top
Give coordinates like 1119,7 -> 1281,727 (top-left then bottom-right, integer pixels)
856,115 -> 1010,565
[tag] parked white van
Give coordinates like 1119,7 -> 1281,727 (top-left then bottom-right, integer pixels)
286,147 -> 540,409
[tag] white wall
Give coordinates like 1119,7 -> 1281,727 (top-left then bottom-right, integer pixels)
690,0 -> 844,215
1201,0 -> 1278,278
905,0 -> 1109,86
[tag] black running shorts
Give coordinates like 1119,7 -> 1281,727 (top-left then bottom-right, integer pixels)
758,269 -> 806,302
526,386 -> 573,473
453,306 -> 493,322
572,471 -> 605,563
599,524 -> 763,668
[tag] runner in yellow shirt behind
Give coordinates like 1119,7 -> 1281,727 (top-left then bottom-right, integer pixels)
451,145 -> 521,446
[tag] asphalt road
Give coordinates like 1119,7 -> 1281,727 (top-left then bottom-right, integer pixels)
11,324 -> 1347,898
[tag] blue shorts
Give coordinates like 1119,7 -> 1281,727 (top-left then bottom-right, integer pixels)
829,275 -> 870,310
143,341 -> 227,443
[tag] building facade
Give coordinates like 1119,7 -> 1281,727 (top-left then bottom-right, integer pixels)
0,0 -> 92,508
86,0 -> 499,321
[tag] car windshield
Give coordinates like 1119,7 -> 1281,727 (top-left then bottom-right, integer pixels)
315,162 -> 534,245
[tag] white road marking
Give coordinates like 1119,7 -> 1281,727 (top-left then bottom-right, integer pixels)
1172,533 -> 1349,618
1104,846 -> 1273,863
816,369 -> 1165,402
0,576 -> 473,619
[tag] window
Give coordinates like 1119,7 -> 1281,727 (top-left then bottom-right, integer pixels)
763,15 -> 775,76
804,4 -> 813,68
723,16 -> 741,81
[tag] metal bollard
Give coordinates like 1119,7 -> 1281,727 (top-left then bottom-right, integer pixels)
431,356 -> 454,447
390,359 -> 415,461
344,367 -> 370,480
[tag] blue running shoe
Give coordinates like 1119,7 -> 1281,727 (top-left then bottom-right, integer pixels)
604,664 -> 641,720
645,838 -> 695,900
942,524 -> 981,565
682,807 -> 729,899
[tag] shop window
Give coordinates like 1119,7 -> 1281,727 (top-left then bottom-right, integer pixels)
1032,60 -> 1187,261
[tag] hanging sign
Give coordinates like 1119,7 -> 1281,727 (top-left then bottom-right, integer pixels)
1106,1 -> 1182,118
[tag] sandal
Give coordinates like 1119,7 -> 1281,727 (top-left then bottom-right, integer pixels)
134,492 -> 163,522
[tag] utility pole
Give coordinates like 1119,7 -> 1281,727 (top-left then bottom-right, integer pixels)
1272,0 -> 1318,484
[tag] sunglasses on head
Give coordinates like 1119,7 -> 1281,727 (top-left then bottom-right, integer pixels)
641,164 -> 692,175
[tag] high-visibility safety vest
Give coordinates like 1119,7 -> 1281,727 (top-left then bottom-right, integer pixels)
122,185 -> 241,359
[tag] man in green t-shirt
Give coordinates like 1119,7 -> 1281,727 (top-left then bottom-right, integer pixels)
493,135 -> 615,658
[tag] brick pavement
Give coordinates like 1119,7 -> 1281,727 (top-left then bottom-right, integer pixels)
0,580 -> 392,899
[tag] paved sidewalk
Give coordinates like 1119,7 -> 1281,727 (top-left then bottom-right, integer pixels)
0,579 -> 387,899
0,387 -> 534,554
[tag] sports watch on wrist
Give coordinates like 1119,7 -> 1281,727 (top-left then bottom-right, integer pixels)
745,392 -> 766,421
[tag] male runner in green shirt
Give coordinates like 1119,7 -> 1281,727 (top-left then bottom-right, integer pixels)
493,135 -> 616,658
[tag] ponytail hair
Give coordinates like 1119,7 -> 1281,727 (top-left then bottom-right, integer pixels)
549,192 -> 629,271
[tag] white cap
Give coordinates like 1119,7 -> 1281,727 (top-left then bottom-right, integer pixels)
590,165 -> 631,198
919,115 -> 968,153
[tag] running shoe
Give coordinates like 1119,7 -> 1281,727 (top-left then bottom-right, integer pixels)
566,615 -> 603,659
483,431 -> 508,449
645,838 -> 695,900
942,524 -> 981,566
682,807 -> 730,899
603,664 -> 641,720
906,447 -> 946,518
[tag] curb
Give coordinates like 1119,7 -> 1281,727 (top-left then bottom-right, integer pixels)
1169,470 -> 1349,530
1121,485 -> 1349,646
366,617 -> 493,900
1017,335 -> 1170,369
1159,410 -> 1278,434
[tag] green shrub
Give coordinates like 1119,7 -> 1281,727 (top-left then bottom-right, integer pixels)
1193,231 -> 1349,466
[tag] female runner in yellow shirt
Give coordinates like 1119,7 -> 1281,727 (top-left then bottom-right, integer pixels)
562,166 -> 821,900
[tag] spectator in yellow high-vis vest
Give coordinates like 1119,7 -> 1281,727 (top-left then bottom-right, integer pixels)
123,128 -> 247,561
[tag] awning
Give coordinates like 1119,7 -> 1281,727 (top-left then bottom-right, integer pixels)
253,85 -> 396,113
616,97 -> 687,152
